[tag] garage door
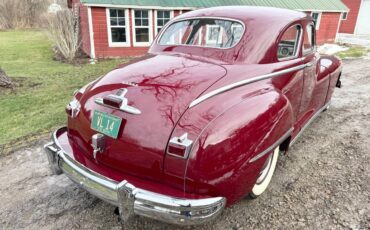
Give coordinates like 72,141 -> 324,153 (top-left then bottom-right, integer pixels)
356,0 -> 370,35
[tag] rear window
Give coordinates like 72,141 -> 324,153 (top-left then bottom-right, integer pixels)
158,18 -> 244,48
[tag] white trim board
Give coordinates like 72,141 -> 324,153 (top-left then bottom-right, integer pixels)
84,3 -> 195,10
87,7 -> 96,59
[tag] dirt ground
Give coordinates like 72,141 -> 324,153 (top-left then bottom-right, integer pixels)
1,59 -> 369,230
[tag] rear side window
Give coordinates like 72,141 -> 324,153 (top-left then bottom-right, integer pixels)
278,25 -> 301,60
303,24 -> 316,54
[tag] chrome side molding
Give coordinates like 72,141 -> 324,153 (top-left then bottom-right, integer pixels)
249,128 -> 293,163
189,63 -> 313,108
290,101 -> 331,146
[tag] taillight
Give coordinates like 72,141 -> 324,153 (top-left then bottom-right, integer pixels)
167,133 -> 193,158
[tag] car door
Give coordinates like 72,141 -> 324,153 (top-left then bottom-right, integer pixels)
297,23 -> 330,127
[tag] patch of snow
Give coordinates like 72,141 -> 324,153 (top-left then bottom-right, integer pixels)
318,44 -> 348,55
337,33 -> 370,47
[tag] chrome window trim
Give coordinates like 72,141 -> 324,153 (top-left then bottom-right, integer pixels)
156,16 -> 246,50
278,24 -> 303,62
189,62 -> 313,108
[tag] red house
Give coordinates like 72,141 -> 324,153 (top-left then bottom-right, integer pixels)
339,0 -> 370,35
68,0 -> 348,59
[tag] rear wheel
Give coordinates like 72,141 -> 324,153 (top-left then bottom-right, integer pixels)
249,146 -> 279,198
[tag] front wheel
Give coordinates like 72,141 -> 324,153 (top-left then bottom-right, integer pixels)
249,146 -> 279,198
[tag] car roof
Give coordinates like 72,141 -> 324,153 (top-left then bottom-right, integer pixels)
176,6 -> 308,25
151,6 -> 311,64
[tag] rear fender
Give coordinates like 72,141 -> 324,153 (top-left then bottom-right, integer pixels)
183,86 -> 294,205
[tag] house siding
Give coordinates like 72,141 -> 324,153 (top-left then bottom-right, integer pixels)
339,0 -> 362,34
80,4 -> 91,56
92,7 -> 150,58
316,12 -> 342,44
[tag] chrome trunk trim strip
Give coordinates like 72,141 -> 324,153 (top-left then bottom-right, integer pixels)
189,63 -> 312,108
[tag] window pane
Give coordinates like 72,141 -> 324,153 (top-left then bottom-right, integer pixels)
110,9 -> 117,17
135,10 -> 141,18
157,11 -> 163,18
278,25 -> 300,59
117,10 -> 125,17
118,17 -> 125,26
110,18 -> 117,26
157,19 -> 163,27
157,28 -> 162,34
312,13 -> 320,28
303,25 -> 314,52
136,28 -> 149,42
164,11 -> 170,18
142,19 -> 149,26
142,10 -> 148,18
135,19 -> 141,26
111,28 -> 126,43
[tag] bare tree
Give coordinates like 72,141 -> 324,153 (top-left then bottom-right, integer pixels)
46,9 -> 81,62
0,0 -> 48,29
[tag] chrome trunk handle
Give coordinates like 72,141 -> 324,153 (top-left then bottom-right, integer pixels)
95,88 -> 141,115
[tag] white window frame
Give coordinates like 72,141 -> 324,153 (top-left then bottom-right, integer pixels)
311,12 -> 322,30
154,10 -> 174,36
106,8 -> 131,47
205,25 -> 223,46
131,9 -> 153,47
341,12 -> 348,21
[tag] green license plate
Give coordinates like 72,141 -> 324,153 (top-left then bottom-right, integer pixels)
91,110 -> 122,139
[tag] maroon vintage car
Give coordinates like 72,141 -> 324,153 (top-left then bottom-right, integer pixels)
44,6 -> 342,225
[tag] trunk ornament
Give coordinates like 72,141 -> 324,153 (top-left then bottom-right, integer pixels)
92,133 -> 106,160
95,88 -> 141,115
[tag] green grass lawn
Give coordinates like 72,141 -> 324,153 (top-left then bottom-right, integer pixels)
336,46 -> 370,59
0,30 -> 130,148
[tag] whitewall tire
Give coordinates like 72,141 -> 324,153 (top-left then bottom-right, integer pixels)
250,146 -> 280,198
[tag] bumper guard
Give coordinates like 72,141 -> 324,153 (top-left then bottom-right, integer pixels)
44,128 -> 225,225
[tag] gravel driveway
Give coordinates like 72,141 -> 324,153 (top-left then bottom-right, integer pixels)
1,59 -> 370,230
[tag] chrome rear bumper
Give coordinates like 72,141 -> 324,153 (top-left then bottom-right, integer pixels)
44,128 -> 225,225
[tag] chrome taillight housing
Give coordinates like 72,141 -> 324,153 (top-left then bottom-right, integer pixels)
167,133 -> 193,158
65,98 -> 81,118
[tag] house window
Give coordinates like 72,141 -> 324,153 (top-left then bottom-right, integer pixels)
311,12 -> 321,30
278,24 -> 301,60
206,25 -> 223,46
155,10 -> 173,35
132,9 -> 153,46
303,24 -> 316,55
107,8 -> 130,47
341,12 -> 348,20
